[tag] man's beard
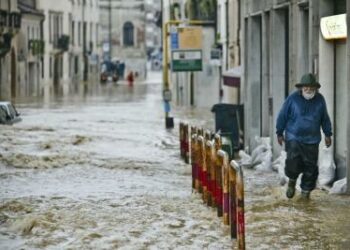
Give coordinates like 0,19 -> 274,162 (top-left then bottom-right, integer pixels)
302,90 -> 316,100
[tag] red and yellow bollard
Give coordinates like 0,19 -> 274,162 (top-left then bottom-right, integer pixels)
229,162 -> 237,239
184,124 -> 189,164
179,122 -> 184,159
212,134 -> 221,209
205,140 -> 214,207
216,149 -> 227,218
197,136 -> 204,194
233,160 -> 245,250
222,152 -> 230,225
191,129 -> 198,190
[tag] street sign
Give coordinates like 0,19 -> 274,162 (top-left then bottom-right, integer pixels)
163,89 -> 172,102
171,49 -> 202,72
171,31 -> 179,49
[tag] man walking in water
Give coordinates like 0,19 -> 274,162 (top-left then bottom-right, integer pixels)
276,73 -> 333,199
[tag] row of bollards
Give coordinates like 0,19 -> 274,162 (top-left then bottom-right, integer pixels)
180,122 -> 245,250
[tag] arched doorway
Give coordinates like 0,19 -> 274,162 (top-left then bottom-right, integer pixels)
11,48 -> 17,99
123,22 -> 134,46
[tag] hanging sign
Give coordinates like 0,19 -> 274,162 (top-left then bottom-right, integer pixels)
320,14 -> 347,40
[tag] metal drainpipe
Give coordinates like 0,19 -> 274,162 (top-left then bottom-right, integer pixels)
108,0 -> 112,61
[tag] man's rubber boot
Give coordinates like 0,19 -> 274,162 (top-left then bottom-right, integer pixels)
286,179 -> 297,199
301,190 -> 310,199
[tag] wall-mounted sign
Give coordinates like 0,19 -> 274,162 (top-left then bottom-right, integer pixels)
320,14 -> 347,40
171,49 -> 202,72
210,48 -> 222,66
170,31 -> 179,49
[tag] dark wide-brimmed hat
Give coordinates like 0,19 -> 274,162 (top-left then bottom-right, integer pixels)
295,73 -> 321,88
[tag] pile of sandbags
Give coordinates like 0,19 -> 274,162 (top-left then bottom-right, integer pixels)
238,136 -> 273,172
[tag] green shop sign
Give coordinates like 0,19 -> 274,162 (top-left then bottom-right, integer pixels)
171,49 -> 202,72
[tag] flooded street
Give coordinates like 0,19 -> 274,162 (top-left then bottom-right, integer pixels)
1,72 -> 350,249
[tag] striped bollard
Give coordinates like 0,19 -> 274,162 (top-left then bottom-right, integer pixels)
205,140 -> 214,207
190,126 -> 197,164
197,136 -> 204,194
233,161 -> 245,250
179,122 -> 184,159
191,132 -> 198,190
229,161 -> 238,239
194,136 -> 200,191
216,150 -> 226,217
222,152 -> 230,225
197,128 -> 204,137
212,134 -> 221,208
184,124 -> 189,164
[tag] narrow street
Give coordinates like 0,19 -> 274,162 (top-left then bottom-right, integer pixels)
0,72 -> 232,249
1,72 -> 350,249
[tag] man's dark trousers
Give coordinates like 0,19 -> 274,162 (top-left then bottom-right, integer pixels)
285,140 -> 319,191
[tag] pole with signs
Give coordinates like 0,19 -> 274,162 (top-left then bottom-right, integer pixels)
162,20 -> 213,129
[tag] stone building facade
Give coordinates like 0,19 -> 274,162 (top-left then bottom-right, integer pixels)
99,0 -> 147,79
241,0 -> 349,181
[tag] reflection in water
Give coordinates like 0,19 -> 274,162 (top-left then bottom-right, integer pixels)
1,73 -> 350,249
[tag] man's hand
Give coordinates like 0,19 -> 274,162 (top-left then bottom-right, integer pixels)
277,135 -> 284,146
325,137 -> 332,148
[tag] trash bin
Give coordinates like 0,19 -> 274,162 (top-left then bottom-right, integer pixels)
211,104 -> 244,156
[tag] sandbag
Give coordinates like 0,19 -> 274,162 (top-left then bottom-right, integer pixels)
255,149 -> 273,172
251,137 -> 271,166
238,150 -> 252,168
276,151 -> 288,185
272,150 -> 286,172
318,147 -> 336,186
329,178 -> 347,194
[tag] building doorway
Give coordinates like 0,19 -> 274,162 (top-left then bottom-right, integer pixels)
28,62 -> 35,96
334,39 -> 347,179
53,56 -> 60,95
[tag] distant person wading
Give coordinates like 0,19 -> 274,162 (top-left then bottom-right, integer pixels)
276,73 -> 333,199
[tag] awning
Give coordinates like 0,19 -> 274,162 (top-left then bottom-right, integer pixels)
223,66 -> 242,87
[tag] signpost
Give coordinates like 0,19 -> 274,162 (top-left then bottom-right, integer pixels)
162,21 -> 212,129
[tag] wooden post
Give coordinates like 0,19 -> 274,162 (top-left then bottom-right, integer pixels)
229,161 -> 238,239
236,163 -> 245,250
197,136 -> 204,194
